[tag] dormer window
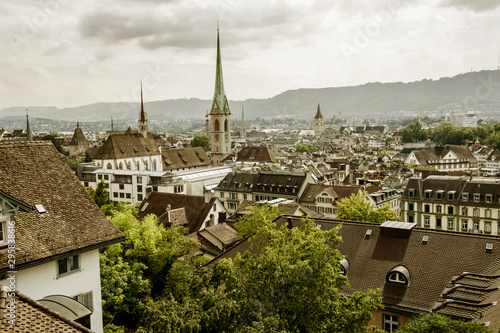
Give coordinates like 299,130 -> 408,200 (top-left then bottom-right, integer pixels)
436,190 -> 444,200
462,193 -> 468,201
448,191 -> 455,200
424,190 -> 432,199
486,194 -> 492,203
408,189 -> 415,198
340,258 -> 349,276
474,193 -> 480,202
387,265 -> 410,285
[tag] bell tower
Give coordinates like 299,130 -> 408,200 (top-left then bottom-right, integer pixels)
210,26 -> 231,166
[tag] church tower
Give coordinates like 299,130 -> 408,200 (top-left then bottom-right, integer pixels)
138,82 -> 150,138
210,27 -> 231,166
314,103 -> 325,137
240,104 -> 246,140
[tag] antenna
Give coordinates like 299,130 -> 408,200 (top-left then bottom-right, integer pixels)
498,52 -> 499,70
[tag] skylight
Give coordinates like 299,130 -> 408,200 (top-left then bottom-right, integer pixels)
35,204 -> 46,214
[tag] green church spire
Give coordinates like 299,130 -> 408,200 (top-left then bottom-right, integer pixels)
211,26 -> 229,114
241,104 -> 245,123
314,103 -> 323,119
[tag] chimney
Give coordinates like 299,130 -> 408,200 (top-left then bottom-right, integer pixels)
209,214 -> 214,226
218,211 -> 227,223
286,216 -> 293,229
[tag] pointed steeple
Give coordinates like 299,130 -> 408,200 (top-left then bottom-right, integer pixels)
77,120 -> 80,128
26,109 -> 32,142
211,25 -> 230,114
241,104 -> 245,124
140,81 -> 146,123
314,103 -> 323,119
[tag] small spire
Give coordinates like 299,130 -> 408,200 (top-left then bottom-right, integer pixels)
77,120 -> 80,128
111,113 -> 114,132
241,104 -> 245,124
140,81 -> 146,123
314,103 -> 323,119
26,108 -> 32,142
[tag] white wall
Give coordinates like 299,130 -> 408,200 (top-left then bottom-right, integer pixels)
0,249 -> 103,333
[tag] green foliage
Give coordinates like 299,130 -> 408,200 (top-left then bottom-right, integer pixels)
396,313 -> 490,332
137,215 -> 382,332
402,121 -> 428,143
103,324 -> 126,333
191,134 -> 211,152
87,181 -> 111,208
234,204 -> 282,236
336,190 -> 400,223
295,144 -> 319,154
101,209 -> 198,329
84,152 -> 93,162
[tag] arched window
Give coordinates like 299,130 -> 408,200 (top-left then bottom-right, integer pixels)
136,161 -> 140,170
340,258 -> 349,276
144,160 -> 148,170
386,266 -> 410,285
152,160 -> 157,171
119,162 -> 123,170
224,119 -> 228,132
214,119 -> 220,132
106,163 -> 112,169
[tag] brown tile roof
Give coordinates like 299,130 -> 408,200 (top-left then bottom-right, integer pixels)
300,184 -> 339,203
162,147 -> 210,170
234,146 -> 277,163
138,192 -> 216,233
0,288 -> 94,332
207,215 -> 500,327
0,142 -> 125,273
69,126 -> 89,147
93,132 -> 159,160
201,223 -> 238,246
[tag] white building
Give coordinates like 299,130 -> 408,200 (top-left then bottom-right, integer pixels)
0,141 -> 125,333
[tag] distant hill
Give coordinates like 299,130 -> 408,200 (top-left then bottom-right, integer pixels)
2,70 -> 499,121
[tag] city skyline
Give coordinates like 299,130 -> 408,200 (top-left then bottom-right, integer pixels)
1,0 -> 500,110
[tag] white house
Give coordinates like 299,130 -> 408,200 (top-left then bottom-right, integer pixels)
0,141 -> 125,333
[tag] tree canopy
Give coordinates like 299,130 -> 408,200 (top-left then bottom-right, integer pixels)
395,313 -> 490,333
233,203 -> 282,236
336,190 -> 400,223
295,144 -> 319,154
190,134 -> 211,152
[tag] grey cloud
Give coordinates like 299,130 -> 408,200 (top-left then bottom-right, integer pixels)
442,0 -> 500,12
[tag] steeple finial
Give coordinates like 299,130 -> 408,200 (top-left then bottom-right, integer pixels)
26,109 -> 32,142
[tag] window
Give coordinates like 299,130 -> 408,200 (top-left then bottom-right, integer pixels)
408,215 -> 414,223
408,189 -> 415,198
473,208 -> 480,217
243,194 -> 248,200
0,221 -> 6,245
486,209 -> 492,218
448,218 -> 454,229
137,176 -> 142,184
138,194 -> 143,201
462,193 -> 469,201
485,222 -> 492,234
174,185 -> 183,193
462,219 -> 468,230
436,218 -> 442,228
448,191 -> 455,200
119,184 -> 124,190
408,203 -> 414,211
126,193 -> 131,199
388,272 -> 406,283
462,207 -> 468,216
424,217 -> 430,227
73,291 -> 93,311
58,255 -> 79,276
474,221 -> 479,232
437,191 -> 443,200
424,204 -> 430,213
119,193 -> 124,198
425,190 -> 432,199
220,192 -> 224,198
228,202 -> 238,210
229,193 -> 238,200
486,194 -> 492,203
448,206 -> 454,215
383,314 -> 399,332
137,185 -> 143,193
474,193 -> 480,202
104,175 -> 109,180
113,192 -> 118,198
205,221 -> 210,228
84,182 -> 89,188
436,205 -> 442,213
213,205 -> 216,212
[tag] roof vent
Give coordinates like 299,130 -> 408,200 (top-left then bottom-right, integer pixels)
365,229 -> 373,237
380,221 -> 416,238
422,235 -> 429,244
35,204 -> 47,214
316,224 -> 322,229
486,242 -> 494,252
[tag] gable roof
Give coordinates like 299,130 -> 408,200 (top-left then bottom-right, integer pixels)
0,288 -> 94,332
93,132 -> 159,160
138,192 -> 216,233
234,146 -> 277,163
200,223 -> 238,247
0,142 -> 125,273
162,147 -> 210,170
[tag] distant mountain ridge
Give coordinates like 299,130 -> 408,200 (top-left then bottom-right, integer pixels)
2,70 -> 500,122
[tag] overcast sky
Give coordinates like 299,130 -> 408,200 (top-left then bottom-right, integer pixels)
1,0 -> 500,109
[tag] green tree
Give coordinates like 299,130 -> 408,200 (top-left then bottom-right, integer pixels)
336,190 -> 400,223
233,204 -> 282,236
396,313 -> 490,332
191,134 -> 211,152
295,144 -> 319,154
137,216 -> 382,332
402,121 -> 428,143
87,181 -> 111,208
